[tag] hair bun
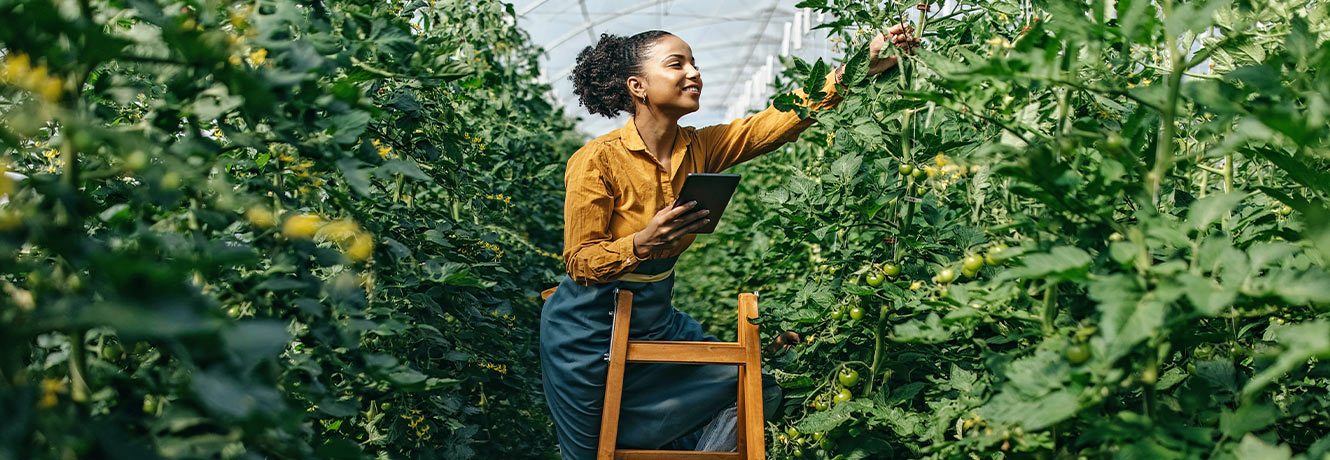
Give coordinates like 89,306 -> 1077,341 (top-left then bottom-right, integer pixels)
571,31 -> 672,119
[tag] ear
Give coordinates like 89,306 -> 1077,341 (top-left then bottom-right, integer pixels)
625,75 -> 647,101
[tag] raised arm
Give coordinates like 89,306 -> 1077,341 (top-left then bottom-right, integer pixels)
698,24 -> 919,173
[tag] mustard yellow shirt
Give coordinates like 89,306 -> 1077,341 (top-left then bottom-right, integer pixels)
562,74 -> 844,284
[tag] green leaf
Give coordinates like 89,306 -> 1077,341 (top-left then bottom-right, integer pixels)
1242,320 -> 1330,398
828,153 -> 862,184
1219,403 -> 1279,439
995,246 -> 1092,282
337,159 -> 372,196
979,390 -> 1079,431
843,45 -> 870,87
376,158 -> 430,181
1188,192 -> 1244,231
1233,434 -> 1293,460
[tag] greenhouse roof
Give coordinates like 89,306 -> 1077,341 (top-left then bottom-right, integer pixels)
511,0 -> 844,138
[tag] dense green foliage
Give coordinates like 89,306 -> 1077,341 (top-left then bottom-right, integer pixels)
677,0 -> 1330,458
6,0 -> 1330,459
0,1 -> 572,458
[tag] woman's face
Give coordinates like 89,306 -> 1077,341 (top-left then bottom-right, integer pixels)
629,35 -> 702,118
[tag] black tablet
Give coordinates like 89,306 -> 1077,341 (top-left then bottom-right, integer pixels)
673,173 -> 740,234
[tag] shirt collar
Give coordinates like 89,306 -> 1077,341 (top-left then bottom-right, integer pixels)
618,116 -> 692,153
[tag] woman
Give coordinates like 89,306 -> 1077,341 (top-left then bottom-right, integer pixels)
541,25 -> 917,458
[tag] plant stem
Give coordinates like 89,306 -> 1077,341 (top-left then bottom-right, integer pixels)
868,300 -> 889,392
1148,0 -> 1186,206
68,329 -> 90,403
1041,283 -> 1057,335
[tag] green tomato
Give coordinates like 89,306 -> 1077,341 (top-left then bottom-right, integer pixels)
812,394 -> 830,411
882,263 -> 901,277
1104,133 -> 1125,151
142,396 -> 159,415
102,343 -> 123,361
898,164 -> 914,175
1065,343 -> 1091,364
962,255 -> 984,272
820,435 -> 835,450
838,368 -> 860,387
961,267 -> 979,279
792,447 -> 804,457
865,271 -> 885,287
1276,205 -> 1293,216
848,306 -> 864,320
786,427 -> 800,438
812,431 -> 824,441
911,168 -> 924,179
829,307 -> 844,321
985,244 -> 1010,265
833,387 -> 852,404
933,268 -> 957,284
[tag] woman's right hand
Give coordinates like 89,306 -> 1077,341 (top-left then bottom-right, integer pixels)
632,201 -> 710,258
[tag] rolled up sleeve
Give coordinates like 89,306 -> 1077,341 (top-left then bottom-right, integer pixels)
562,149 -> 642,284
699,71 -> 843,172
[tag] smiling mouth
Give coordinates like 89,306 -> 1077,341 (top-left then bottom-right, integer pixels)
683,86 -> 701,95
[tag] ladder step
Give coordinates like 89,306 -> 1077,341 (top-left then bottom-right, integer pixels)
616,450 -> 741,460
625,341 -> 747,364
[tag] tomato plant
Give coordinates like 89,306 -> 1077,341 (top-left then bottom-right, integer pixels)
0,1 -> 573,458
677,0 -> 1330,458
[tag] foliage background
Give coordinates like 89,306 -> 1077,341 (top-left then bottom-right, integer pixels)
676,0 -> 1330,458
1,0 -> 574,459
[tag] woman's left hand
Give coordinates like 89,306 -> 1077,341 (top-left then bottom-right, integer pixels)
866,22 -> 921,76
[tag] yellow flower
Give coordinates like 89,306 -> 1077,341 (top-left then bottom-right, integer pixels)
245,206 -> 276,228
345,235 -> 374,262
38,378 -> 64,409
229,55 -> 243,66
0,162 -> 12,197
378,145 -> 392,158
282,213 -> 325,239
248,48 -> 268,66
909,281 -> 923,290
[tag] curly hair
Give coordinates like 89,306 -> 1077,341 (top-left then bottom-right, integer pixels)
571,30 -> 673,119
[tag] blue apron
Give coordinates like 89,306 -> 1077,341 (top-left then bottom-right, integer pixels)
539,257 -> 776,459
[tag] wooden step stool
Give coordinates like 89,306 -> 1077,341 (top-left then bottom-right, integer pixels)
542,288 -> 767,460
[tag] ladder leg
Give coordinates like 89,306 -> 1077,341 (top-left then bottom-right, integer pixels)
736,364 -> 748,457
597,289 -> 634,460
738,293 -> 766,460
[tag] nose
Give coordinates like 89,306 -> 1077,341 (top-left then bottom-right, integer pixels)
687,64 -> 701,80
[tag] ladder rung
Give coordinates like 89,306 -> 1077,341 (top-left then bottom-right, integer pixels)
625,341 -> 747,364
616,450 -> 741,460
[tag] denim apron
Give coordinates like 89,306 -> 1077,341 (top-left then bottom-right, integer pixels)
539,256 -> 777,459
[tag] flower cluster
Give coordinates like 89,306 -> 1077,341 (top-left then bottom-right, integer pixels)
477,361 -> 509,374
0,53 -> 63,102
401,411 -> 432,441
274,212 -> 375,262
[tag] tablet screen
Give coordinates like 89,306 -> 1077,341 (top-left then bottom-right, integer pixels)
673,173 -> 740,234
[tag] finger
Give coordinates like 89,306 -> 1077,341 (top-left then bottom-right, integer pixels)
667,217 -> 712,238
665,206 -> 707,226
886,22 -> 906,35
663,201 -> 697,220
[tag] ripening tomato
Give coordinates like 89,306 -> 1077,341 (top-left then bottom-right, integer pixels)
933,268 -> 957,284
848,306 -> 864,320
882,263 -> 901,277
865,271 -> 885,287
962,255 -> 984,272
838,368 -> 860,387
1065,343 -> 1091,364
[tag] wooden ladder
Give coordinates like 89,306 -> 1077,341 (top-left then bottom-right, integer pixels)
597,289 -> 767,460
